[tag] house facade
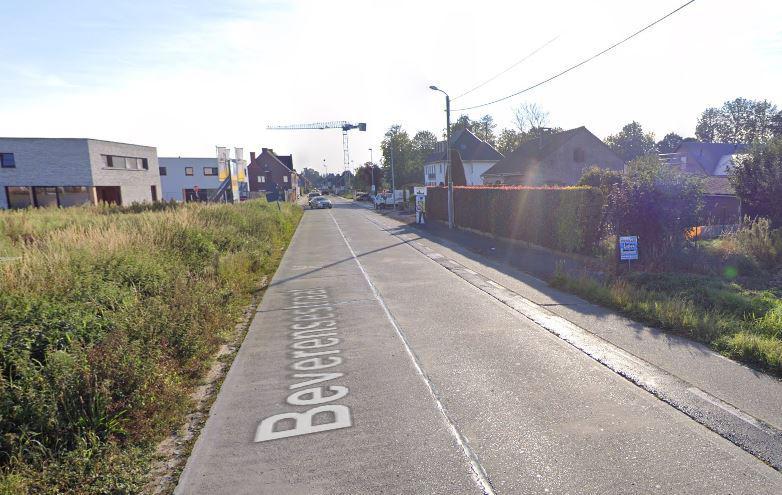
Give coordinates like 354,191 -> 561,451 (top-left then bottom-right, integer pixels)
0,138 -> 160,209
482,127 -> 624,186
424,129 -> 504,186
660,142 -> 746,224
247,148 -> 299,201
158,157 -> 224,202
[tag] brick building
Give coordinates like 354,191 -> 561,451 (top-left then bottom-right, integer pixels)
0,137 -> 161,209
247,148 -> 298,201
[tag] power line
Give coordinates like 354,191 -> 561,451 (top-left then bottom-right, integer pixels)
451,35 -> 560,102
452,0 -> 696,112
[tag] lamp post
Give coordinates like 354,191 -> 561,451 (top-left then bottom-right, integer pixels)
429,85 -> 453,229
390,137 -> 396,209
368,147 -> 375,193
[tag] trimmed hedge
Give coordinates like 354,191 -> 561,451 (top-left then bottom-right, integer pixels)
427,186 -> 603,255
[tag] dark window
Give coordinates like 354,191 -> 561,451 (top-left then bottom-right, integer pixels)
203,167 -> 218,176
159,166 -> 167,176
33,186 -> 58,208
573,148 -> 586,163
58,186 -> 91,207
151,185 -> 158,202
0,153 -> 15,168
6,186 -> 32,208
103,155 -> 147,170
185,167 -> 194,176
142,158 -> 149,170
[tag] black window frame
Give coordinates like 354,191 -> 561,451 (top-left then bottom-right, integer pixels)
203,166 -> 218,176
159,166 -> 167,176
185,167 -> 194,176
0,153 -> 15,168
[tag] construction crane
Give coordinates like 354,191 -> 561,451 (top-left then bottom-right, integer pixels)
267,121 -> 367,176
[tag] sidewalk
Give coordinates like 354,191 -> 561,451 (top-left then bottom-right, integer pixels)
361,205 -> 782,437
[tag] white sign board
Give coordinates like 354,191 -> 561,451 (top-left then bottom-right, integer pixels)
619,236 -> 639,261
414,186 -> 427,196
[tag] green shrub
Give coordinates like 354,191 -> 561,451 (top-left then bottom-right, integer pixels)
722,217 -> 782,269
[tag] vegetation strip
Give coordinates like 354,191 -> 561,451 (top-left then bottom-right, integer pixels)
0,200 -> 301,494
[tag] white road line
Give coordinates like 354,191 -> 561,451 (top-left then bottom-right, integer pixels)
328,211 -> 496,495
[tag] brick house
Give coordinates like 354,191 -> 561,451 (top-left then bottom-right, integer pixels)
247,148 -> 298,201
481,126 -> 624,186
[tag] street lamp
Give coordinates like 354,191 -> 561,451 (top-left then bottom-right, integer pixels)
429,85 -> 454,229
368,148 -> 375,193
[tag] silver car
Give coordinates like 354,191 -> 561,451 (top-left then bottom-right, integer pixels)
309,196 -> 333,209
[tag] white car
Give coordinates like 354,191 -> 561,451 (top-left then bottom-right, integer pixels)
373,193 -> 403,209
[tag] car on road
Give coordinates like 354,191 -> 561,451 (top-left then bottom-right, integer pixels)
307,190 -> 321,199
308,196 -> 333,209
356,193 -> 372,201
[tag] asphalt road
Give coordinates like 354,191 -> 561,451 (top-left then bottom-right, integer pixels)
176,198 -> 782,494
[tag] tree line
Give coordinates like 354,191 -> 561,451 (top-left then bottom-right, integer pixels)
356,97 -> 780,191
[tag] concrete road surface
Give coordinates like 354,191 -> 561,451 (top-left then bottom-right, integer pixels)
176,198 -> 782,494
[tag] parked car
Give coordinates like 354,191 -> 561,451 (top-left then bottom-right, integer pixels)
373,193 -> 403,209
309,196 -> 333,209
356,193 -> 371,201
308,190 -> 321,199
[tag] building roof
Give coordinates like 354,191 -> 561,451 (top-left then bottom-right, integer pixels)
276,154 -> 294,171
673,141 -> 747,176
482,126 -> 587,177
424,128 -> 504,163
703,176 -> 736,196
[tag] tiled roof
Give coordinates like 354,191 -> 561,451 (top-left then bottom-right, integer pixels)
424,128 -> 504,163
703,176 -> 735,196
482,127 -> 585,177
674,142 -> 747,175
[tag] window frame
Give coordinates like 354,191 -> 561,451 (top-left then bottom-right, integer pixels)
0,153 -> 16,168
159,166 -> 167,176
185,167 -> 194,176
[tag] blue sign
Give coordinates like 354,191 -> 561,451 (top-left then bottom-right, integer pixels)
619,236 -> 639,261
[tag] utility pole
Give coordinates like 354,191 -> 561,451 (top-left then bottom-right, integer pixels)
368,148 -> 375,193
390,137 -> 397,210
429,85 -> 454,228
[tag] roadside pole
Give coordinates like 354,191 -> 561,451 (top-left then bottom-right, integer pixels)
390,139 -> 397,210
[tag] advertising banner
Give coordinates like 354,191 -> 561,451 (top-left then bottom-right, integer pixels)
217,147 -> 230,182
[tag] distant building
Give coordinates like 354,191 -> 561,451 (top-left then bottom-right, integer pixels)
247,148 -> 299,201
158,157 -> 223,202
660,141 -> 747,225
424,128 -> 504,186
0,137 -> 160,209
482,126 -> 624,186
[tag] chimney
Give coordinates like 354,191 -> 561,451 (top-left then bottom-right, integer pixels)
250,151 -> 256,162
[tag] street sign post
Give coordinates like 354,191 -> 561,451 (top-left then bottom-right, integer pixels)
619,235 -> 638,270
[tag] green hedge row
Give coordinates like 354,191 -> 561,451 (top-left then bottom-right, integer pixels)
427,186 -> 604,255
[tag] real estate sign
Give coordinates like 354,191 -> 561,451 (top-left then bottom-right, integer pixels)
619,236 -> 639,261
414,186 -> 427,196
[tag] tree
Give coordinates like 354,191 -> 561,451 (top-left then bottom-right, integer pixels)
606,156 -> 704,263
605,122 -> 657,162
355,162 -> 384,192
496,128 -> 524,156
381,125 -> 417,186
475,115 -> 497,145
514,102 -> 549,133
696,98 -> 779,144
730,137 -> 782,227
657,132 -> 684,154
450,114 -> 477,136
578,165 -> 623,195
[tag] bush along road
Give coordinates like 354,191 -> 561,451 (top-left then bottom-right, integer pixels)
0,200 -> 301,494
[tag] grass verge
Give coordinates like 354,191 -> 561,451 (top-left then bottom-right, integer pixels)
0,200 -> 302,494
551,271 -> 782,375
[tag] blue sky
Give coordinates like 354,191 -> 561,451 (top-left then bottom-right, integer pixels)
1,0 -> 781,173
